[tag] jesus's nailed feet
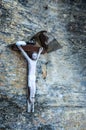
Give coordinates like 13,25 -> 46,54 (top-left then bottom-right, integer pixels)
31,103 -> 34,113
27,101 -> 35,113
27,101 -> 31,112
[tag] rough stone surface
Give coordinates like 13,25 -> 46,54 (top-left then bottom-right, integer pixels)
0,0 -> 86,130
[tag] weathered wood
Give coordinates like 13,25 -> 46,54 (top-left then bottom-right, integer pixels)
8,44 -> 47,54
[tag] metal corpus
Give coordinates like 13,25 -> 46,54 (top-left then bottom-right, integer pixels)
9,30 -> 61,112
16,43 -> 43,112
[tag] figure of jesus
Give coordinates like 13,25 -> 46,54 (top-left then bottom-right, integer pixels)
16,41 -> 43,112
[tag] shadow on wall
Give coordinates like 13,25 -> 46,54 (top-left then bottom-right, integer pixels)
18,0 -> 29,6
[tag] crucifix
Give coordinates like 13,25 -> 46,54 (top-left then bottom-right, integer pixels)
9,30 -> 61,112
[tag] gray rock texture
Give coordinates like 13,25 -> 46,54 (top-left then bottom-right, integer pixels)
0,0 -> 86,130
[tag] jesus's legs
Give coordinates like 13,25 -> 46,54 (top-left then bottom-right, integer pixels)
27,80 -> 36,112
30,82 -> 36,112
27,87 -> 31,112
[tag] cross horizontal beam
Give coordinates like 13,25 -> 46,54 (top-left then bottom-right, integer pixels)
8,44 -> 46,54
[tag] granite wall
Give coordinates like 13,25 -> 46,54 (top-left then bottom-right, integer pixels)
0,0 -> 86,130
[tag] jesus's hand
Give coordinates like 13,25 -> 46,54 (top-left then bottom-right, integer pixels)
16,41 -> 26,46
39,47 -> 43,53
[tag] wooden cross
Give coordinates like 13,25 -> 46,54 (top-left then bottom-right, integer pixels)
9,31 -> 62,112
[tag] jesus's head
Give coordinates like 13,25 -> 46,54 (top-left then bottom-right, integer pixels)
32,52 -> 38,60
